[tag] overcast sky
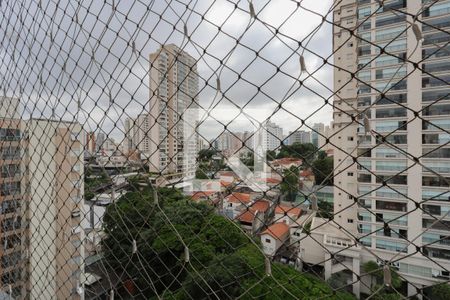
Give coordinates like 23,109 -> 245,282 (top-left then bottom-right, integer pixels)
0,0 -> 335,143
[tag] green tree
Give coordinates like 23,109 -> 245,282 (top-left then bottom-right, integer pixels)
317,150 -> 327,160
362,261 -> 403,299
277,142 -> 317,165
195,166 -> 209,179
317,200 -> 334,219
242,152 -> 254,167
280,166 -> 300,202
101,187 -> 355,299
430,283 -> 450,300
84,169 -> 110,200
198,149 -> 217,161
266,150 -> 276,161
312,156 -> 334,185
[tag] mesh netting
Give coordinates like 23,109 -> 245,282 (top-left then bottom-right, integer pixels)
0,0 -> 449,299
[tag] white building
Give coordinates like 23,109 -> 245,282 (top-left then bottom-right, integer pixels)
263,121 -> 283,151
260,222 -> 290,257
286,130 -> 311,145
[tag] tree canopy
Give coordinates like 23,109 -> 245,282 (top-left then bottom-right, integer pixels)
280,166 -> 300,202
312,156 -> 334,186
277,142 -> 317,164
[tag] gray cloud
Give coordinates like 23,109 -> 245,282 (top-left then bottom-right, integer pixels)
0,0 -> 334,142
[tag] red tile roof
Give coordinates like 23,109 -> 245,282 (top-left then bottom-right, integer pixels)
264,178 -> 282,184
218,171 -> 236,177
300,169 -> 314,177
191,191 -> 216,201
249,200 -> 270,212
237,210 -> 255,223
220,180 -> 233,187
225,192 -> 251,204
275,205 -> 302,218
272,158 -> 302,165
262,222 -> 290,239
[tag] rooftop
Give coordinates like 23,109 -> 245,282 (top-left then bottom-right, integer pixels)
271,157 -> 302,165
225,192 -> 251,204
236,210 -> 255,223
275,205 -> 302,218
248,199 -> 270,212
261,222 -> 290,240
191,191 -> 217,201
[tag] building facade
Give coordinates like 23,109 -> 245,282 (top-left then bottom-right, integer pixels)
311,123 -> 325,148
263,121 -> 283,151
149,44 -> 199,177
0,97 -> 26,299
26,119 -> 85,300
286,130 -> 311,145
85,132 -> 96,155
124,113 -> 151,157
0,97 -> 85,299
329,0 -> 450,296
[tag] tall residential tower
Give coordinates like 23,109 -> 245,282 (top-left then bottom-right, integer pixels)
149,44 -> 199,178
332,0 -> 450,295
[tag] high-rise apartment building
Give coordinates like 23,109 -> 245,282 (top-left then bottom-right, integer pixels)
311,123 -> 325,148
286,130 -> 311,145
149,44 -> 199,177
330,0 -> 450,296
0,97 -> 85,299
0,97 -> 26,298
263,121 -> 283,151
26,119 -> 85,300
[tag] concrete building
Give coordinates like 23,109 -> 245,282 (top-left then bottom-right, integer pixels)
214,131 -> 247,157
26,119 -> 85,300
260,222 -> 290,257
0,99 -> 85,299
298,0 -> 450,298
311,123 -> 325,148
85,132 -> 96,155
149,44 -> 199,178
95,132 -> 105,152
263,121 -> 283,151
0,97 -> 26,299
286,130 -> 311,145
124,113 -> 151,157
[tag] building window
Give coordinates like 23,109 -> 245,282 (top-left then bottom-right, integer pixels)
347,219 -> 354,223
265,238 -> 271,243
348,172 -> 354,176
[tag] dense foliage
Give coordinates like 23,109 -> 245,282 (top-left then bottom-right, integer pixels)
276,142 -> 317,165
429,282 -> 450,300
362,261 -> 404,300
84,169 -> 110,200
280,166 -> 300,202
312,155 -> 334,186
102,187 -> 354,299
